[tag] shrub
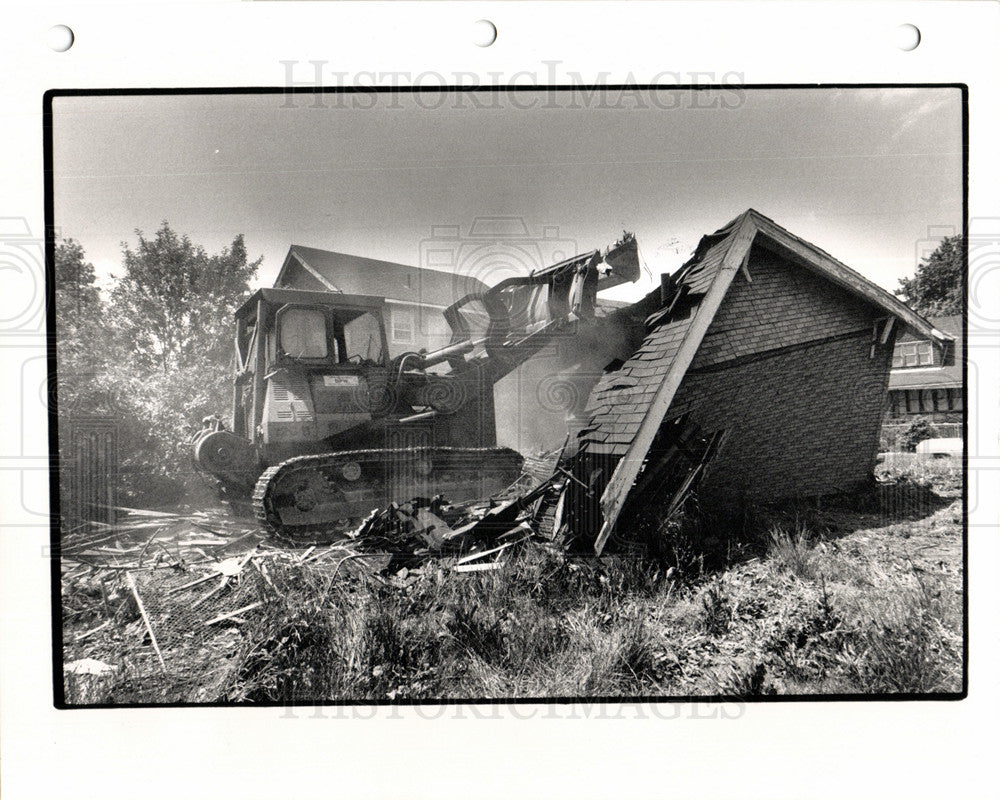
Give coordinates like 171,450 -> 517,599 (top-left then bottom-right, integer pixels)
901,416 -> 936,452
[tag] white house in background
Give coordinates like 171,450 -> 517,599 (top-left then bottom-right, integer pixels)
273,245 -> 490,357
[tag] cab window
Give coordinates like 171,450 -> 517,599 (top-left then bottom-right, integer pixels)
343,311 -> 385,364
279,307 -> 329,359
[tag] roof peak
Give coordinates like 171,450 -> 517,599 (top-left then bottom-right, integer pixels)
288,243 -> 417,268
670,210 -> 949,343
283,243 -> 489,288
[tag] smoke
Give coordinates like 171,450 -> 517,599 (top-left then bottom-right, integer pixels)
493,314 -> 635,454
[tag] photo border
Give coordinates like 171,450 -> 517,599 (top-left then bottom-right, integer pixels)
44,82 -> 970,709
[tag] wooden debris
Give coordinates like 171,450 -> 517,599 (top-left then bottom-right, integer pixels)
454,561 -> 506,573
190,576 -> 229,610
413,508 -> 453,549
455,540 -> 520,566
125,571 -> 167,673
180,538 -> 231,547
166,572 -> 217,596
64,657 -> 116,676
74,620 -> 110,642
112,506 -> 181,517
205,601 -> 263,627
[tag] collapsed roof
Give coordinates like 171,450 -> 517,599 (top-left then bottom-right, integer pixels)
572,208 -> 952,553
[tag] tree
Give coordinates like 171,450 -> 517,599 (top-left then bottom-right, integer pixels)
55,238 -> 100,317
895,235 -> 964,317
109,223 -> 261,374
103,223 -> 261,502
53,239 -> 113,417
54,239 -> 105,365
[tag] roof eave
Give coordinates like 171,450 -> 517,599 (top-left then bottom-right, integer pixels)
744,210 -> 953,344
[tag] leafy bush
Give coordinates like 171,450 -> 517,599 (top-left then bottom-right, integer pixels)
901,416 -> 936,452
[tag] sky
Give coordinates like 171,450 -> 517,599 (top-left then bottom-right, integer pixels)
51,86 -> 963,302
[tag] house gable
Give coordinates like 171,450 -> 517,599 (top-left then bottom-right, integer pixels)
278,256 -> 336,292
689,241 -> 882,372
886,314 -> 963,417
669,245 -> 891,500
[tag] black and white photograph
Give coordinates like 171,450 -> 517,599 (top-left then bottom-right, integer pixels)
50,85 -> 966,706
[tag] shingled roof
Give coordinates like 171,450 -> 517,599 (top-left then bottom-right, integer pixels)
275,245 -> 489,307
577,209 -> 952,461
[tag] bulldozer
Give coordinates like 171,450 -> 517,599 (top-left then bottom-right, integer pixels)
192,234 -> 639,541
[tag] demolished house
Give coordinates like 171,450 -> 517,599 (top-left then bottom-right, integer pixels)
555,209 -> 954,553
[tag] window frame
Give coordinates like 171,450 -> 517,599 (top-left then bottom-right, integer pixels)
274,304 -> 336,363
340,309 -> 388,365
390,305 -> 416,345
893,340 -> 935,368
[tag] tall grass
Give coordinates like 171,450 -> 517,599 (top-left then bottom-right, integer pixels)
217,542 -> 674,701
875,453 -> 962,496
834,577 -> 962,693
767,520 -> 816,580
757,515 -> 961,694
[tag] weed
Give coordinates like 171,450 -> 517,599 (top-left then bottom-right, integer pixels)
701,582 -> 732,636
445,604 -> 507,664
615,613 -> 662,683
227,565 -> 341,702
716,662 -> 775,697
837,579 -> 961,693
767,521 -> 817,580
769,584 -> 845,683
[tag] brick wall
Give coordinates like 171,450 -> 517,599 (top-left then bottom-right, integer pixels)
690,243 -> 881,370
670,245 -> 894,502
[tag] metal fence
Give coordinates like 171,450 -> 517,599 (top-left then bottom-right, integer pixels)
64,416 -> 118,529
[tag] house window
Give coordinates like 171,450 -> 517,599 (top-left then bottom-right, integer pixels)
391,306 -> 415,345
948,388 -> 963,411
893,341 -> 934,368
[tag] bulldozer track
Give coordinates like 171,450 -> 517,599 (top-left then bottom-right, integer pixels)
253,446 -> 523,542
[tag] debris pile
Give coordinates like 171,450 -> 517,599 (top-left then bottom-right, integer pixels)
60,452 -> 572,702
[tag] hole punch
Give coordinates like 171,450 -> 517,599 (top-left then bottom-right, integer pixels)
892,23 -> 921,52
472,19 -> 497,48
47,25 -> 74,52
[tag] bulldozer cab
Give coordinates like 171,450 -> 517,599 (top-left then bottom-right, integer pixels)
231,288 -> 389,449
235,288 -> 387,369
